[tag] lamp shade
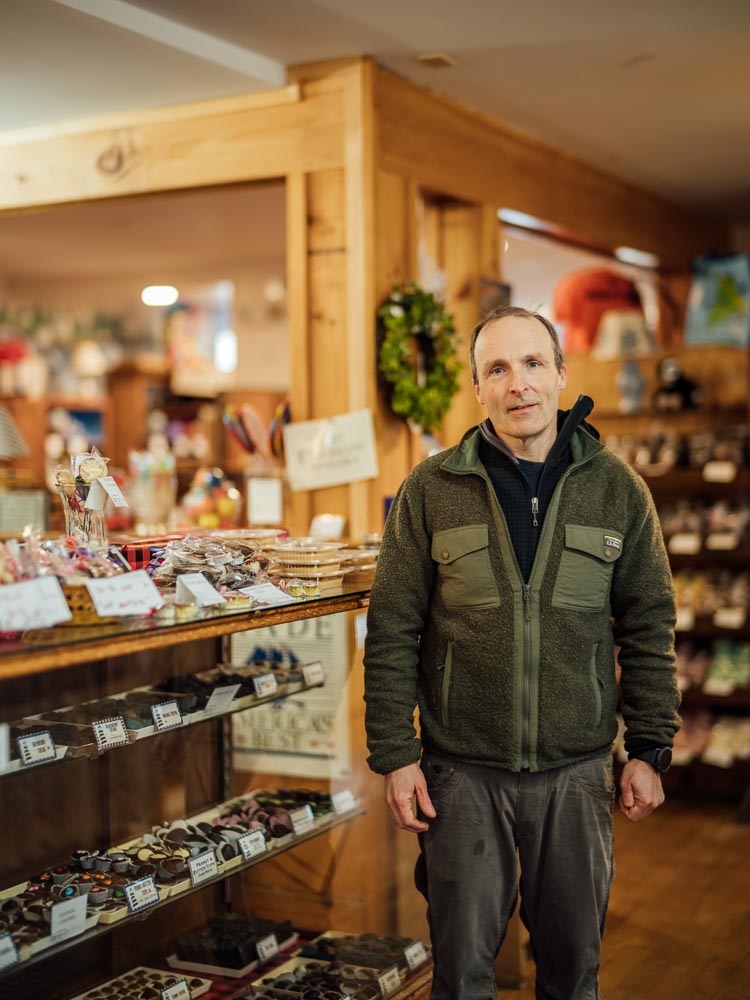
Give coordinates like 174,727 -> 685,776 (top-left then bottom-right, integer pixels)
0,405 -> 30,459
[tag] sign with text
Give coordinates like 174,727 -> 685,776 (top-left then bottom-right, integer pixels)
257,933 -> 279,962
404,941 -> 429,971
160,978 -> 191,1000
203,684 -> 241,717
331,789 -> 356,815
85,476 -> 129,510
175,572 -> 226,607
151,701 -> 183,732
92,717 -> 129,751
189,850 -> 219,886
252,673 -> 278,699
86,571 -> 163,617
0,576 -> 72,631
17,730 -> 57,767
290,804 -> 315,836
124,876 -> 160,914
302,661 -> 325,686
239,582 -> 296,607
0,932 -> 19,971
378,966 -> 401,997
50,894 -> 87,944
238,829 -> 268,862
283,409 -> 378,491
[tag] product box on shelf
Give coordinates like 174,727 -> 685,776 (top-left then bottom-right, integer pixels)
69,966 -> 212,999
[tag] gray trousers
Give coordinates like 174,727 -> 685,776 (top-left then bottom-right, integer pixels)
417,750 -> 615,1000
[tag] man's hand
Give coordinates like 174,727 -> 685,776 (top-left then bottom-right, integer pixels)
619,758 -> 665,822
384,762 -> 437,832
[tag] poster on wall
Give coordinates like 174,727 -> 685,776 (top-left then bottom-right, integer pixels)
282,410 -> 378,491
685,254 -> 750,347
229,613 -> 351,780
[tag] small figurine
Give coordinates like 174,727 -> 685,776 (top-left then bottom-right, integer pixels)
653,357 -> 702,412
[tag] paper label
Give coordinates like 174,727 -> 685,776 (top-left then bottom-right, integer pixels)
0,723 -> 9,772
257,933 -> 279,962
0,576 -> 72,631
160,979 -> 191,1000
290,804 -> 315,836
17,730 -> 57,767
50,894 -> 87,943
332,789 -> 356,815
0,932 -> 20,971
355,612 -> 368,649
150,701 -> 184,732
302,661 -> 325,686
378,966 -> 401,997
239,581 -> 297,607
702,677 -> 736,697
252,673 -> 279,698
283,409 -> 379,492
713,607 -> 746,630
92,717 -> 129,751
675,608 -> 695,631
203,684 -> 241,717
705,532 -> 740,551
189,850 -> 219,886
703,460 -> 737,483
175,572 -> 226,607
85,476 -> 129,510
701,746 -> 734,769
404,940 -> 429,971
668,532 -> 701,555
124,875 -> 160,914
238,829 -> 268,862
85,570 -> 163,617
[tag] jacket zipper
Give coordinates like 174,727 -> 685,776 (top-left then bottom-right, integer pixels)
531,497 -> 539,527
522,583 -> 532,768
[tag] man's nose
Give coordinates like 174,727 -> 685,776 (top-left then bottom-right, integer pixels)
508,369 -> 528,393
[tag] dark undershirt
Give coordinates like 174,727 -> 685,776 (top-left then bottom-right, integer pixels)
516,457 -> 545,497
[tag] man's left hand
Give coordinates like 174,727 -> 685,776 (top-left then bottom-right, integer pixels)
619,758 -> 665,822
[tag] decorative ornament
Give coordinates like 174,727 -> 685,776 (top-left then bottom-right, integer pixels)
377,283 -> 461,434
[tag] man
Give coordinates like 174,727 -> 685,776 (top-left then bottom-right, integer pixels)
363,306 -> 680,1000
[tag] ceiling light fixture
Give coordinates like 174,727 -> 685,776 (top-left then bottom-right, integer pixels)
614,246 -> 660,269
141,285 -> 179,307
417,52 -> 458,69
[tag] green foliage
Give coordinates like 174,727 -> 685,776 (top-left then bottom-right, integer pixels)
377,283 -> 461,433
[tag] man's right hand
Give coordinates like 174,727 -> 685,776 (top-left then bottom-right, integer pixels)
384,762 -> 436,832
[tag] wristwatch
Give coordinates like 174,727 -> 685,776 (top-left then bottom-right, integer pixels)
629,746 -> 672,773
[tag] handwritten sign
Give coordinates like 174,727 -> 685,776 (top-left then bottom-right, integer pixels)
0,576 -> 72,631
86,570 -> 163,617
175,573 -> 226,607
257,933 -> 279,962
283,409 -> 379,491
239,582 -> 296,607
85,476 -> 129,510
50,895 -> 87,944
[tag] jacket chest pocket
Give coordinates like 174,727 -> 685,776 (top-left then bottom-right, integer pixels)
432,524 -> 500,610
552,524 -> 623,612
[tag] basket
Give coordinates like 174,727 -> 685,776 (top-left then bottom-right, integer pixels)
62,583 -> 119,625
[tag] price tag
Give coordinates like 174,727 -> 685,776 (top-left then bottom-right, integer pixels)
713,607 -> 746,630
175,572 -> 226,607
0,932 -> 19,971
50,894 -> 87,943
252,673 -> 279,698
331,789 -> 356,815
404,940 -> 429,971
160,978 -> 191,1000
290,805 -> 315,836
668,533 -> 701,555
17,730 -> 57,767
238,829 -> 268,862
378,965 -> 401,997
86,570 -> 163,617
0,576 -> 72,631
239,582 -> 297,607
203,684 -> 241,717
302,661 -> 326,686
150,701 -> 184,732
0,723 -> 9,772
124,875 -> 160,914
705,532 -> 740,551
92,717 -> 129,751
85,476 -> 129,510
675,608 -> 695,632
257,933 -> 279,962
703,461 -> 737,483
189,849 -> 219,886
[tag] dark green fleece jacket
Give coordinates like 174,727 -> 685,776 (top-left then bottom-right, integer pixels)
363,421 -> 681,775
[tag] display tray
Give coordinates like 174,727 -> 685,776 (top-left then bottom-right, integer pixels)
69,965 -> 212,999
167,931 -> 299,978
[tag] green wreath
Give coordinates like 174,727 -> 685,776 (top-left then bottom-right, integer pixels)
377,283 -> 461,433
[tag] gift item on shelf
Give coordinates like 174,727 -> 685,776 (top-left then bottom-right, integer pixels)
604,423 -> 748,477
181,467 -> 243,531
149,534 -> 270,592
69,966 -> 211,999
652,357 -> 703,412
55,447 -> 120,546
126,450 -> 177,535
268,540 -> 347,596
169,912 -> 298,977
673,569 -> 750,625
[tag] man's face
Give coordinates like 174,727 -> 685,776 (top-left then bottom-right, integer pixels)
473,316 -> 567,456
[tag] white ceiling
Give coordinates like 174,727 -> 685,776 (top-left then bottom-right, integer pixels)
1,0 -> 750,224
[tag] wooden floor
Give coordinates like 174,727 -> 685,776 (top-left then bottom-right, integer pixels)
499,800 -> 750,1000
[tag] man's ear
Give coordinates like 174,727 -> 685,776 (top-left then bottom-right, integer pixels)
557,364 -> 568,390
473,380 -> 484,407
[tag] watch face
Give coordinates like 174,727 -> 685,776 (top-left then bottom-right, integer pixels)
655,746 -> 672,772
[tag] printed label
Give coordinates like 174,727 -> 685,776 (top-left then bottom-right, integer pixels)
404,940 -> 429,970
378,966 -> 401,997
0,723 -> 9,772
252,673 -> 279,698
50,894 -> 87,943
17,730 -> 57,767
238,829 -> 268,862
0,932 -> 20,971
203,684 -> 241,717
302,661 -> 326,686
124,875 -> 160,914
189,850 -> 219,886
160,979 -> 191,1000
355,612 -> 367,649
92,717 -> 129,751
331,789 -> 356,815
151,701 -> 183,732
290,805 -> 315,836
257,933 -> 279,962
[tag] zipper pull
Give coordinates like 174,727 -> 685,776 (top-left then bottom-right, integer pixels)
523,584 -> 531,622
531,497 -> 539,527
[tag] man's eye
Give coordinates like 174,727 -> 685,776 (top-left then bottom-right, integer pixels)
489,366 -> 504,375
528,361 -> 540,368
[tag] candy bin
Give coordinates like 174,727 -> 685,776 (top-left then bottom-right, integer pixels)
181,467 -> 243,530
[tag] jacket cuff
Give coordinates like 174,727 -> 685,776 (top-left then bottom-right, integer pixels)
367,743 -> 423,775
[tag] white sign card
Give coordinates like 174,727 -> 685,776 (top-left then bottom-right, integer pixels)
0,576 -> 72,631
703,461 -> 737,483
302,661 -> 325,686
404,941 -> 429,971
161,979 -> 191,1000
355,612 -> 367,649
50,894 -> 87,944
247,476 -> 284,526
151,701 -> 183,732
378,966 -> 401,997
85,476 -> 129,510
257,934 -> 279,962
290,804 -> 315,836
283,409 -> 379,492
0,723 -> 9,772
189,850 -> 219,886
252,673 -> 279,698
668,533 -> 701,555
331,789 -> 356,815
92,717 -> 129,751
124,875 -> 160,914
175,572 -> 226,607
17,730 -> 57,767
0,932 -> 20,971
239,582 -> 296,607
238,829 -> 268,862
203,684 -> 241,717
85,570 -> 163,617
713,607 -> 746,630
675,608 -> 695,632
